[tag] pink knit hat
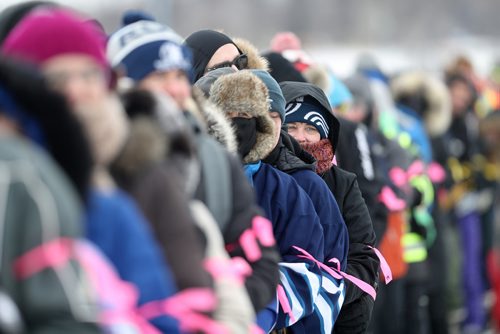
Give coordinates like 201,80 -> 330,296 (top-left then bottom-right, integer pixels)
1,8 -> 108,70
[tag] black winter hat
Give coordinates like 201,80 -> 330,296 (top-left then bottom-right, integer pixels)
261,51 -> 307,84
184,29 -> 242,82
0,1 -> 57,45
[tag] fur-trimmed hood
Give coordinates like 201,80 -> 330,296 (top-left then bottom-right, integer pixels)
233,37 -> 268,71
111,90 -> 199,193
185,87 -> 238,153
302,63 -> 331,95
208,70 -> 276,163
73,94 -> 129,190
74,94 -> 128,169
391,71 -> 452,138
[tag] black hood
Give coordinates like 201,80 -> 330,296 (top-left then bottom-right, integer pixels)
279,81 -> 340,155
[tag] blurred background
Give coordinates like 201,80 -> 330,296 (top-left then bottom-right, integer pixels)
1,0 -> 499,77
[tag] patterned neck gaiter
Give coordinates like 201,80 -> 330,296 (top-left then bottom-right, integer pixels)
301,138 -> 334,175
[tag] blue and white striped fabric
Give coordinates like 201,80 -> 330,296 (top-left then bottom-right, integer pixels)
275,261 -> 322,329
273,261 -> 346,333
291,268 -> 345,334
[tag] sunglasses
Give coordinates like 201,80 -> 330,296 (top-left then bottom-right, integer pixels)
205,53 -> 248,73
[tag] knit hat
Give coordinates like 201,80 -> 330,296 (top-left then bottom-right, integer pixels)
250,70 -> 286,122
107,20 -> 191,82
193,67 -> 236,97
270,31 -> 302,53
327,74 -> 353,108
285,96 -> 330,139
184,29 -> 242,82
261,51 -> 307,84
2,8 -> 108,70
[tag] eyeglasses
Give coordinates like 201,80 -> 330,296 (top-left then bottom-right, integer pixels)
205,53 -> 248,73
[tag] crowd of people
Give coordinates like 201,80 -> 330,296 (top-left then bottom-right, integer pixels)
0,2 -> 498,334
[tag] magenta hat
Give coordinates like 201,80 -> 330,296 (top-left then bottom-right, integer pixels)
2,8 -> 108,70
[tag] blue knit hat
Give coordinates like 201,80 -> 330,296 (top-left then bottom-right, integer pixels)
250,70 -> 286,122
107,20 -> 192,82
285,96 -> 330,139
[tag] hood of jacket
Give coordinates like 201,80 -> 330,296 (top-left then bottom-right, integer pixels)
185,87 -> 238,153
233,37 -> 269,71
391,71 -> 452,138
209,70 -> 275,163
279,80 -> 341,155
112,89 -> 199,193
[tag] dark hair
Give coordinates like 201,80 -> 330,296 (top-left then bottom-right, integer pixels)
0,1 -> 57,45
445,73 -> 478,111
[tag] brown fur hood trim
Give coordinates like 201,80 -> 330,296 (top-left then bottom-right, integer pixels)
391,71 -> 452,138
112,116 -> 168,180
233,37 -> 269,71
209,70 -> 275,163
185,89 -> 238,153
302,64 -> 331,95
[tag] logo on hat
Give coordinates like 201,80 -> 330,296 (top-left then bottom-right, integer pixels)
154,42 -> 190,72
304,111 -> 329,136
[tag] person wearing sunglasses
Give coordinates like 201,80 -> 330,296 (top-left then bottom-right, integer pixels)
184,29 -> 268,82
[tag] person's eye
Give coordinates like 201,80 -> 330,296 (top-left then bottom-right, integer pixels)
305,126 -> 317,133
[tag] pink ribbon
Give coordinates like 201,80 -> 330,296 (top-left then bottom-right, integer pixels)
13,237 -> 74,279
229,215 -> 276,262
389,160 -> 446,188
292,246 -> 377,300
368,246 -> 393,284
139,288 -> 228,334
378,186 -> 407,211
427,162 -> 446,183
277,284 -> 296,323
204,256 -> 252,285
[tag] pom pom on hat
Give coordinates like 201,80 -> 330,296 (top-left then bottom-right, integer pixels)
2,8 -> 108,70
121,9 -> 156,26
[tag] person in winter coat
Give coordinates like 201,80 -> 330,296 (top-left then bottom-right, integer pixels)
1,8 -> 181,332
0,55 -> 100,334
107,17 -> 280,324
197,68 -> 334,333
390,70 -> 453,334
252,70 -> 350,333
280,81 -> 382,334
184,29 -> 267,83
